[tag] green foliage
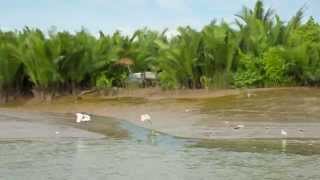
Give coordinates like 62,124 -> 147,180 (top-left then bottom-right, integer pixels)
96,74 -> 113,90
158,71 -> 178,90
157,26 -> 202,88
284,17 -> 320,85
200,76 -> 209,89
262,47 -> 288,85
234,71 -> 263,88
0,34 -> 20,91
234,53 -> 263,87
1,0 -> 320,102
56,30 -> 95,88
20,29 -> 62,90
131,28 -> 166,72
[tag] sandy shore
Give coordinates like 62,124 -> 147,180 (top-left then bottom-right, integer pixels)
1,87 -> 320,140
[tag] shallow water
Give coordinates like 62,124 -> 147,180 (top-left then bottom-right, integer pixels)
1,115 -> 320,180
1,137 -> 320,180
1,88 -> 320,179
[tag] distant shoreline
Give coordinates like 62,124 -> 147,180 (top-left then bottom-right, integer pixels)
6,86 -> 312,104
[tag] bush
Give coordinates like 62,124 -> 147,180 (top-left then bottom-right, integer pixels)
262,47 -> 289,86
96,75 -> 112,90
233,53 -> 263,87
158,71 -> 178,90
234,71 -> 263,87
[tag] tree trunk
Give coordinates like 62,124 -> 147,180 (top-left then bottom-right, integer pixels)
44,89 -> 54,102
0,90 -> 9,104
32,88 -> 43,101
32,87 -> 54,102
71,81 -> 78,97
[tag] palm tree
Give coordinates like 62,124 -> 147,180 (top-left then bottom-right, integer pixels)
131,28 -> 167,72
157,26 -> 202,89
200,21 -> 238,88
284,14 -> 320,85
19,29 -> 62,100
0,31 -> 21,103
1,0 -> 320,99
90,31 -> 120,88
236,0 -> 275,55
55,30 -> 96,96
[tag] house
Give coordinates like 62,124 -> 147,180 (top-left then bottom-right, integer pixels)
128,71 -> 157,87
115,58 -> 157,87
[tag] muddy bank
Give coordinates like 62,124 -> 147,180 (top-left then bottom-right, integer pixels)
0,111 -> 105,139
1,87 -> 320,140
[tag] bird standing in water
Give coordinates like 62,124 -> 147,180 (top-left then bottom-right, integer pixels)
281,129 -> 288,136
140,114 -> 156,136
140,114 -> 152,124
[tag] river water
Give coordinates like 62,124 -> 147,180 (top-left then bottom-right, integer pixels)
1,138 -> 320,180
1,89 -> 320,180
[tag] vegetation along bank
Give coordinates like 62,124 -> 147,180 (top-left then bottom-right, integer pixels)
1,0 -> 320,103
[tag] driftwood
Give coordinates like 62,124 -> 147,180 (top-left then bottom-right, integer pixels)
78,89 -> 98,97
77,88 -> 120,99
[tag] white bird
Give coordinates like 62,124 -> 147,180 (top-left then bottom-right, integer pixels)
140,114 -> 151,123
76,113 -> 83,123
82,114 -> 91,122
246,91 -> 257,98
76,113 -> 91,123
281,129 -> 288,136
237,124 -> 245,128
55,131 -> 60,135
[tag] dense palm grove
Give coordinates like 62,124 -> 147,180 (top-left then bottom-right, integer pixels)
1,1 -> 320,103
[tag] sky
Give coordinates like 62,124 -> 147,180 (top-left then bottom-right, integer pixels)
1,0 -> 320,35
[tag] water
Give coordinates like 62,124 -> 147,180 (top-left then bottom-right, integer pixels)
200,88 -> 320,123
1,137 -> 320,180
1,89 -> 320,180
1,117 -> 320,180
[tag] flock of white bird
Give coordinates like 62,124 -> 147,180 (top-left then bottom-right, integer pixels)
71,92 -> 290,138
74,113 -> 152,124
74,112 -> 152,124
47,88 -> 295,141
